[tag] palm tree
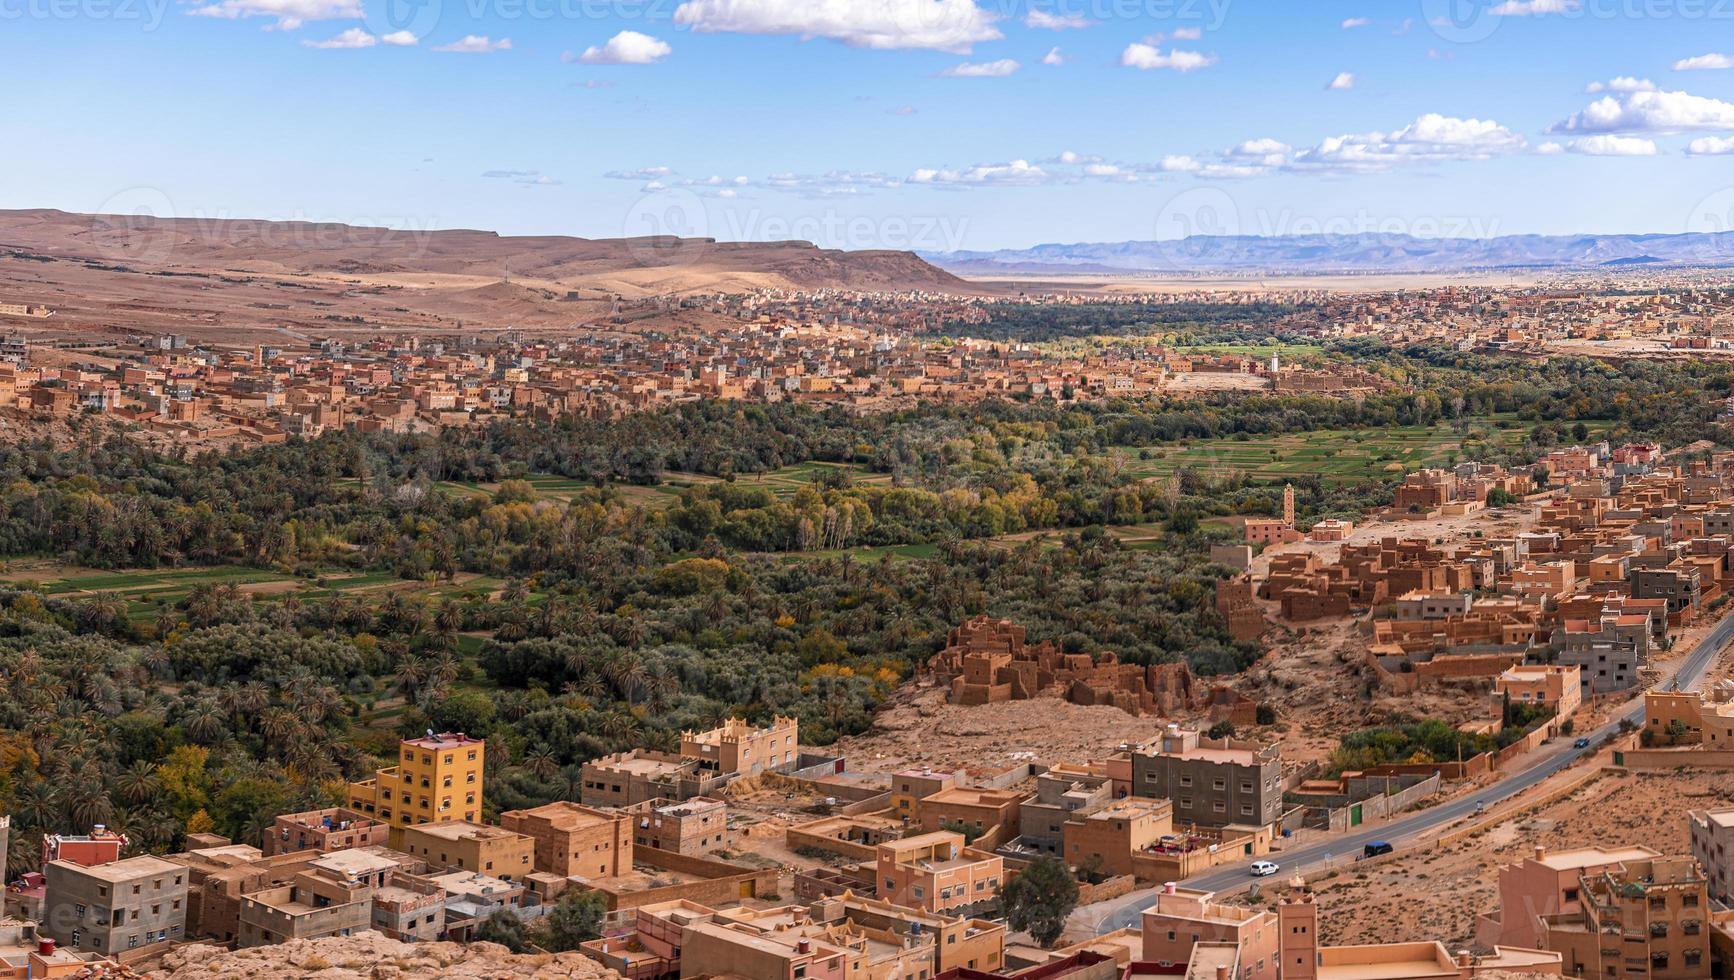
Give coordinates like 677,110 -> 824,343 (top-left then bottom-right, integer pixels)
68,788 -> 113,831
259,708 -> 299,743
181,699 -> 229,744
522,747 -> 560,781
115,760 -> 162,807
395,658 -> 429,699
12,781 -> 61,832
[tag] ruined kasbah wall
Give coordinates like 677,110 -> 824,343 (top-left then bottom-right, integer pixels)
1414,652 -> 1523,682
937,618 -> 1207,718
1366,649 -> 1421,695
1367,649 -> 1517,693
784,826 -> 878,863
594,848 -> 781,911
953,679 -> 1014,705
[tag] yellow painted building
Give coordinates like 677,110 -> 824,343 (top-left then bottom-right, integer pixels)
348,732 -> 485,843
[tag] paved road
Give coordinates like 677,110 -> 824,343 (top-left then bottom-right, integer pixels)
1096,609 -> 1734,933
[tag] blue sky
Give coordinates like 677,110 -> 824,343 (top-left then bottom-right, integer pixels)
6,0 -> 1734,250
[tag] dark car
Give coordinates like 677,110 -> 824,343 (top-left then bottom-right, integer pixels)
1573,737 -> 1592,749
1363,841 -> 1395,858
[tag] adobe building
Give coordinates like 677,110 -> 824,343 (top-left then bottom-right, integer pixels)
1476,844 -> 1663,949
917,787 -> 1028,840
680,716 -> 800,778
621,797 -> 734,856
582,716 -> 800,808
1147,878 -> 1559,980
261,808 -> 388,857
926,617 -> 1209,718
1533,855 -> 1709,979
498,801 -> 633,879
1214,575 -> 1269,644
1060,798 -> 1174,879
1491,665 -> 1582,729
891,769 -> 960,824
1141,884 -> 1277,980
164,844 -> 319,943
397,820 -> 534,881
875,831 -> 1002,915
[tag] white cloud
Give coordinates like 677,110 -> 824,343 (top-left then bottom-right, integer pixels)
1687,136 -> 1734,155
604,167 -> 675,180
1120,43 -> 1216,72
910,159 -> 1050,186
1340,16 -> 1369,28
1025,8 -> 1091,29
1286,113 -> 1526,174
1042,46 -> 1065,66
186,0 -> 359,29
303,26 -> 375,47
1585,76 -> 1654,93
578,30 -> 672,64
764,171 -> 903,196
380,30 -> 417,45
482,170 -> 560,185
1489,0 -> 1577,14
1169,27 -> 1201,39
672,0 -> 1001,53
1536,141 -> 1565,154
435,35 -> 511,53
1567,135 -> 1659,155
889,104 -> 918,115
1675,53 -> 1734,71
1551,89 -> 1734,134
1327,71 -> 1356,90
940,58 -> 1020,77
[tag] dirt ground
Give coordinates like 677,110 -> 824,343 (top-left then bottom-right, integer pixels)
1233,506 -> 1548,768
1238,768 -> 1734,950
833,682 -> 1169,773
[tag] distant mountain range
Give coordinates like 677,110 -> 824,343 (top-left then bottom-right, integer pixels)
923,232 -> 1734,276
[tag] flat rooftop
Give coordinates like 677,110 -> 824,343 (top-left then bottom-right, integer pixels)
507,801 -> 621,829
1184,943 -> 1241,980
50,855 -> 182,882
1162,745 -> 1261,766
1534,845 -> 1659,871
312,849 -> 401,877
406,821 -> 523,843
1693,807 -> 1734,829
404,732 -> 482,751
594,753 -> 692,777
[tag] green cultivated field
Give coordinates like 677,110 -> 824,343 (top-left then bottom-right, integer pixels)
409,461 -> 893,508
2,564 -> 512,619
1126,420 -> 1613,483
